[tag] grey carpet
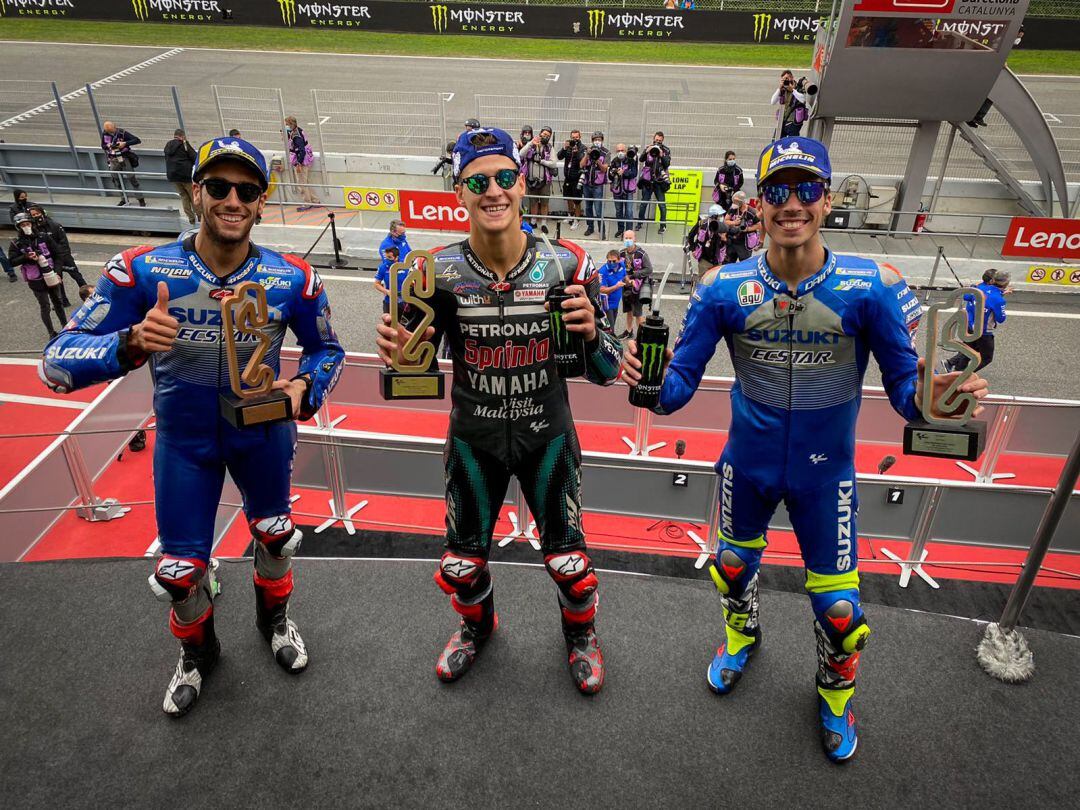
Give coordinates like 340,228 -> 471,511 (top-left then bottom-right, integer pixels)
1,558 -> 1078,809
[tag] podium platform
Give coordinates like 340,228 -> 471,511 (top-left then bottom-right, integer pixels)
1,557 -> 1078,808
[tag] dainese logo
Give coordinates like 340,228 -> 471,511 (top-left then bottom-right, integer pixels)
277,0 -> 296,26
587,9 -> 604,37
431,3 -> 448,32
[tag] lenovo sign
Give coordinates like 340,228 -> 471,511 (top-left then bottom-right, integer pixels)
1001,217 -> 1080,260
399,190 -> 470,232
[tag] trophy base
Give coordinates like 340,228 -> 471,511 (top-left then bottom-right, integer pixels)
903,419 -> 986,461
219,390 -> 293,429
379,369 -> 445,400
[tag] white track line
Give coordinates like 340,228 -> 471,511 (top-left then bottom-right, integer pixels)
0,392 -> 89,410
0,357 -> 42,366
0,48 -> 183,130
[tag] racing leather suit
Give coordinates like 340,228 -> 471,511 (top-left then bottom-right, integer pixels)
40,236 -> 344,564
425,234 -> 621,632
654,250 -> 922,706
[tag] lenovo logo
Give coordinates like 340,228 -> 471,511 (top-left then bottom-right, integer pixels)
1002,217 -> 1080,260
399,190 -> 470,232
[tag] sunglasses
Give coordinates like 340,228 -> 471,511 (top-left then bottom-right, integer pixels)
462,168 -> 519,195
199,178 -> 263,204
760,181 -> 828,207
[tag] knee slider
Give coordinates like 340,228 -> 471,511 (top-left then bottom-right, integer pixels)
545,550 -> 598,603
435,551 -> 489,596
251,515 -> 301,558
149,555 -> 206,604
811,590 -> 870,654
709,546 -> 759,598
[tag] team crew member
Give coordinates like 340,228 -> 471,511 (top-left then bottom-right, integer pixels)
943,268 -> 1010,373
40,138 -> 345,716
598,249 -> 628,329
376,128 -> 622,694
622,137 -> 988,762
619,230 -> 653,338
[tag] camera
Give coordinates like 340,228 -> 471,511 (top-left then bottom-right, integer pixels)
708,218 -> 721,234
626,146 -> 638,161
647,145 -> 662,159
589,147 -> 602,161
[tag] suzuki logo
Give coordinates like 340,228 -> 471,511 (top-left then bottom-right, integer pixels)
277,0 -> 296,26
587,8 -> 604,37
753,13 -> 771,42
431,3 -> 448,32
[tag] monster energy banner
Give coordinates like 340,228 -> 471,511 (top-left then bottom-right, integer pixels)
6,0 -> 1078,49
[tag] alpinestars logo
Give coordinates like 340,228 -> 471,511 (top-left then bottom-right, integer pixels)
431,3 -> 447,31
278,0 -> 296,25
587,8 -> 604,37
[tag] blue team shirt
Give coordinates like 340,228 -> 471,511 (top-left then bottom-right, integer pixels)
375,258 -> 410,305
965,281 -> 1007,334
599,260 -> 627,310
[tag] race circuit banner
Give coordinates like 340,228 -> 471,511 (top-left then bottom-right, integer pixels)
2,0 -> 1077,50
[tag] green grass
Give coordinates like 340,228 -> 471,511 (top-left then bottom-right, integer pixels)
0,19 -> 1078,74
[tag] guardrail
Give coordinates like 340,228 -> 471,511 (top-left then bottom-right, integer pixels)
5,351 -> 1075,592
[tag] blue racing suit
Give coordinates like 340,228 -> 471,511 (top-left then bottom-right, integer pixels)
655,249 -> 922,707
39,236 -> 345,563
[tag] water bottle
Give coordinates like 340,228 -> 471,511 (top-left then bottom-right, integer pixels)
628,312 -> 669,409
546,283 -> 585,378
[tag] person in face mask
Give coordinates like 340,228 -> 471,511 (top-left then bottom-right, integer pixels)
28,203 -> 91,306
617,229 -> 653,337
8,212 -> 67,339
10,188 -> 30,225
713,150 -> 744,211
520,125 -> 559,232
608,143 -> 639,237
578,131 -> 609,237
637,131 -> 672,236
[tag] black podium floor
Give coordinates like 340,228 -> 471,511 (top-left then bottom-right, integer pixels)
2,558 -> 1078,808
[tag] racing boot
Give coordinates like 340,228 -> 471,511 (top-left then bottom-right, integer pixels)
815,619 -> 866,763
436,592 -> 496,683
163,608 -> 220,717
255,572 -> 308,674
706,570 -> 761,695
562,617 -> 605,695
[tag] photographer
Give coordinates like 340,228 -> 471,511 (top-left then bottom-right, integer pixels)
618,230 -> 653,337
28,203 -> 90,307
164,128 -> 198,226
101,121 -> 146,207
557,129 -> 586,230
637,131 -> 672,235
8,212 -> 66,339
686,204 -> 728,275
770,71 -> 807,138
723,191 -> 762,264
432,141 -> 455,191
608,143 -> 639,237
578,131 -> 609,238
713,150 -> 744,211
520,125 -> 559,232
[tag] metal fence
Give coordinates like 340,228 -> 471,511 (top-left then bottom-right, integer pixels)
475,95 -> 611,143
210,85 -> 289,153
313,90 -> 447,157
641,99 -> 777,165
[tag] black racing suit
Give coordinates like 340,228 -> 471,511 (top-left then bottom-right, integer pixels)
423,234 -> 622,633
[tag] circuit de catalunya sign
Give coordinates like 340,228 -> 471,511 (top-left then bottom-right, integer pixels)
1001,217 -> 1080,260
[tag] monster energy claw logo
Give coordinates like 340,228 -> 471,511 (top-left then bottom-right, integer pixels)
431,3 -> 448,32
640,342 -> 663,382
550,308 -> 568,348
278,0 -> 296,25
131,0 -> 149,19
587,9 -> 604,38
753,13 -> 771,42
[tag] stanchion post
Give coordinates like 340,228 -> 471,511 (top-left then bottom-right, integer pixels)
328,211 -> 347,268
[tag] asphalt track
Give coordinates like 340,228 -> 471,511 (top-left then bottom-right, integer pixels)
0,42 -> 1078,179
3,234 -> 1078,400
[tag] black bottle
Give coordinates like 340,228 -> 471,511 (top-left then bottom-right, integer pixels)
546,282 -> 586,378
629,312 -> 669,409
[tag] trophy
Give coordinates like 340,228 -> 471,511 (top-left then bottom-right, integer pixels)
902,287 -> 987,461
219,281 -> 293,428
379,249 -> 445,400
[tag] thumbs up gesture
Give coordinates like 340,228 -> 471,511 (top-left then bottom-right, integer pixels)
130,281 -> 180,354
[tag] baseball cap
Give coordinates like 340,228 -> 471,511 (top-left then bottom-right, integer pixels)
757,136 -> 832,184
193,137 -> 269,190
991,269 -> 1011,287
452,127 -> 520,181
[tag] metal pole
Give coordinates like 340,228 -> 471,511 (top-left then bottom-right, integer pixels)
276,88 -> 296,204
311,89 -> 330,194
328,211 -> 346,268
997,428 -> 1080,632
927,124 -> 957,223
212,85 -> 226,134
53,82 -> 85,186
85,83 -> 103,139
171,85 -> 186,133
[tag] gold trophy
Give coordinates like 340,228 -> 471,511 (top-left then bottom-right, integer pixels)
219,280 -> 293,428
379,249 -> 445,400
903,287 -> 987,461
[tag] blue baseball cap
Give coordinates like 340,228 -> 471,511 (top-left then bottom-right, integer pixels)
452,127 -> 520,182
757,136 -> 831,183
193,137 -> 269,190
